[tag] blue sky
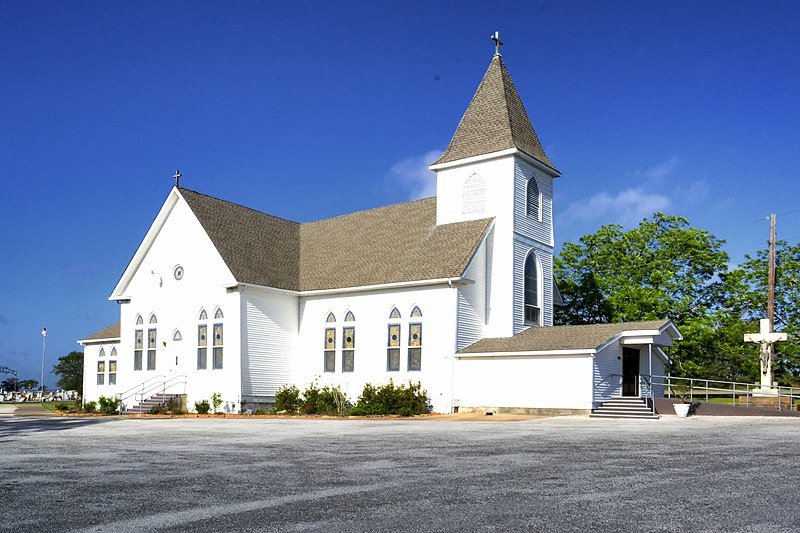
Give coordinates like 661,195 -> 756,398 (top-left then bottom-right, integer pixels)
2,1 -> 800,386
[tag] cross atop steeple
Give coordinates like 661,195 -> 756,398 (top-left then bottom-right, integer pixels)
173,170 -> 182,188
491,31 -> 503,57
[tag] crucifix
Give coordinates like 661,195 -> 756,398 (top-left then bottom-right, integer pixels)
744,318 -> 787,392
491,31 -> 503,56
173,170 -> 182,188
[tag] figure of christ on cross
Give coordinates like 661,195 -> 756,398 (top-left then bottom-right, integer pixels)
744,318 -> 787,393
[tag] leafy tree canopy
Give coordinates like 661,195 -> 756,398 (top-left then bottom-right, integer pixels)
52,351 -> 84,394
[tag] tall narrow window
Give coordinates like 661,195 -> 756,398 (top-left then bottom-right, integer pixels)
109,348 -> 117,385
342,326 -> 355,372
212,323 -> 223,369
524,252 -> 540,325
387,324 -> 400,371
462,173 -> 486,215
97,360 -> 105,385
134,329 -> 143,371
147,328 -> 157,370
324,327 -> 336,372
408,323 -> 422,371
526,176 -> 540,221
197,324 -> 208,370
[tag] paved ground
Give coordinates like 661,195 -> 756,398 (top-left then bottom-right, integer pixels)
2,415 -> 799,532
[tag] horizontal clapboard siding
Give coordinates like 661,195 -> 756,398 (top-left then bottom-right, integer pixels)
513,237 -> 553,334
593,344 -> 622,404
241,292 -> 298,398
513,158 -> 553,246
457,242 -> 486,350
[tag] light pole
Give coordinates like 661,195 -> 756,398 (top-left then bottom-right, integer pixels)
40,327 -> 47,400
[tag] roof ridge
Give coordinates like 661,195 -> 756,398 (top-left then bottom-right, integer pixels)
301,196 -> 436,226
179,187 -> 301,226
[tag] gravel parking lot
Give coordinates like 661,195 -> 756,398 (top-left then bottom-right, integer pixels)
1,415 -> 799,532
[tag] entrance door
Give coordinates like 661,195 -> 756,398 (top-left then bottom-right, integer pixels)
622,347 -> 640,396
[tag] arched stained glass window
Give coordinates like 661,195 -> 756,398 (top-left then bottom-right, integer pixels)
110,347 -> 117,357
136,315 -> 144,325
344,311 -> 355,322
199,308 -> 208,321
214,308 -> 224,319
524,252 -> 540,325
389,307 -> 401,319
173,330 -> 182,341
326,312 -> 336,323
410,306 -> 422,318
149,313 -> 158,324
527,176 -> 540,221
98,347 -> 105,358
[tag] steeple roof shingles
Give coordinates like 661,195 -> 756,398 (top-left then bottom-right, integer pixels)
435,55 -> 557,172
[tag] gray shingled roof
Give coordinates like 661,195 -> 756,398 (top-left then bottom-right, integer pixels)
435,55 -> 557,171
80,322 -> 121,343
458,320 -> 672,354
179,189 -> 493,292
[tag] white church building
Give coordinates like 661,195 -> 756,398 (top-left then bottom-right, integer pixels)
79,49 -> 681,415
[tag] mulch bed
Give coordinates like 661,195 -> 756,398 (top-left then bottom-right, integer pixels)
655,398 -> 800,417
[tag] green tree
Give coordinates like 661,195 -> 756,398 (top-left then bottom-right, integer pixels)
555,213 -> 728,325
18,379 -> 39,391
1,377 -> 20,391
52,351 -> 84,394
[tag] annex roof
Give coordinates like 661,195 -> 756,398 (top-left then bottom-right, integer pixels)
434,55 -> 557,172
458,320 -> 679,354
78,322 -> 121,344
180,189 -> 493,292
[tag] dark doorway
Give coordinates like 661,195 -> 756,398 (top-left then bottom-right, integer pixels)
622,348 -> 640,396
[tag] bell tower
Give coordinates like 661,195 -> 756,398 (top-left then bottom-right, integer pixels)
429,37 -> 560,336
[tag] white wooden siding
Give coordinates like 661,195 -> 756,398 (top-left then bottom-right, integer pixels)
241,291 -> 297,399
593,343 -> 622,404
457,242 -> 486,350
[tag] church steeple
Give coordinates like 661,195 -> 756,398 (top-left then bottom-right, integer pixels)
434,55 -> 557,172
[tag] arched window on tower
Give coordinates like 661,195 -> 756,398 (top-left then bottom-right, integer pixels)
526,176 -> 540,221
524,252 -> 541,325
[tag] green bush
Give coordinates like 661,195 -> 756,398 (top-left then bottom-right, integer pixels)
149,405 -> 168,415
83,401 -> 97,413
210,392 -> 222,414
253,408 -> 266,415
316,385 -> 349,415
97,395 -> 121,415
350,380 -> 429,417
195,399 -> 211,414
272,385 -> 301,414
55,401 -> 82,413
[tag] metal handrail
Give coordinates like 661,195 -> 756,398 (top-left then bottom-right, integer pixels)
118,375 -> 187,414
118,374 -> 166,405
654,375 -> 798,413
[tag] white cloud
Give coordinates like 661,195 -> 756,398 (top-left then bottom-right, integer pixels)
641,156 -> 679,180
562,188 -> 672,227
386,150 -> 442,200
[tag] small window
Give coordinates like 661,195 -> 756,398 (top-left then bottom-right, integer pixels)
108,360 -> 117,385
389,307 -> 401,319
173,330 -> 182,342
462,173 -> 486,215
387,324 -> 400,372
147,328 -> 157,371
199,308 -> 208,321
344,311 -> 355,322
134,330 -> 143,371
149,313 -> 158,324
136,315 -> 144,325
326,312 -> 336,323
526,176 -> 541,221
197,325 -> 207,370
97,361 -> 105,385
214,308 -> 224,319
410,306 -> 422,318
324,327 -> 336,372
408,323 -> 422,371
342,326 -> 355,373
212,323 -> 223,369
98,347 -> 106,358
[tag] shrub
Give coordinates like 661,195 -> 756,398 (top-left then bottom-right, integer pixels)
350,380 -> 429,417
316,385 -> 349,415
195,400 -> 211,414
83,401 -> 97,413
97,395 -> 121,415
272,385 -> 301,414
149,405 -> 168,415
253,408 -> 266,415
210,392 -> 222,414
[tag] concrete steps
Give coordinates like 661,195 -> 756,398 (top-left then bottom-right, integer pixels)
591,397 -> 659,419
122,393 -> 180,415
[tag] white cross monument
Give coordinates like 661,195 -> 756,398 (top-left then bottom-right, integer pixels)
744,318 -> 787,394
